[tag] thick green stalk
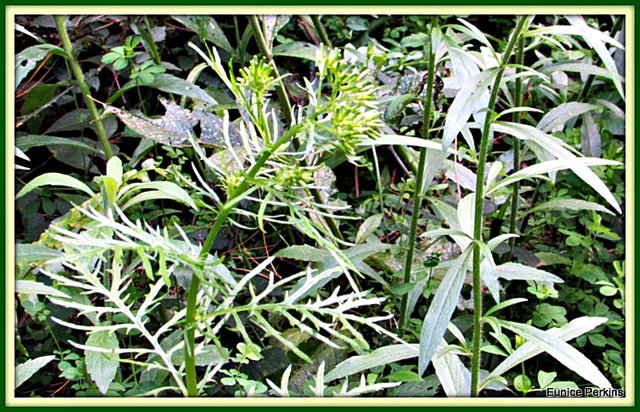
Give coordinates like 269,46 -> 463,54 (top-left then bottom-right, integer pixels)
507,37 -> 525,260
398,17 -> 438,334
54,16 -> 113,159
183,123 -> 305,396
470,16 -> 528,397
311,15 -> 333,47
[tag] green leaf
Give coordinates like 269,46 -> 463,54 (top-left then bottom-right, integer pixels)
173,16 -> 235,56
16,280 -> 70,299
272,41 -> 319,61
387,375 -> 440,397
538,370 -> 557,389
492,121 -> 622,214
392,282 -> 415,296
387,370 -> 423,382
514,374 -> 532,392
16,135 -> 101,154
486,316 -> 608,385
496,263 -> 563,283
15,243 -> 63,264
534,252 -> 572,267
16,44 -> 68,91
274,245 -> 329,262
123,73 -> 215,104
418,246 -> 473,375
565,16 -> 625,102
500,320 -> 611,388
324,344 -> 419,383
442,68 -> 499,151
101,177 -> 118,208
528,198 -> 615,216
85,330 -> 120,395
118,181 -> 197,211
588,333 -> 607,347
599,285 -> 618,297
106,156 -> 123,186
537,102 -> 599,133
15,355 -> 56,388
355,213 -> 382,245
16,173 -> 95,199
484,298 -> 528,318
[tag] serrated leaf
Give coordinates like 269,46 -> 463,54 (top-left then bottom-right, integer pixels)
355,213 -> 382,244
16,172 -> 95,199
419,247 -> 473,375
500,320 -> 611,388
15,243 -> 63,264
15,355 -> 56,388
16,280 -> 70,299
85,330 -> 120,395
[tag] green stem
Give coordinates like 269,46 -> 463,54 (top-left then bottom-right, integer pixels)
507,37 -> 525,261
398,17 -> 438,335
248,15 -> 294,127
471,16 -> 528,397
311,15 -> 333,47
183,122 -> 306,396
54,15 -> 113,159
141,16 -> 162,66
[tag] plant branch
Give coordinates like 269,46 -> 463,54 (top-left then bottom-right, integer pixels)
507,36 -> 525,260
470,16 -> 528,397
398,16 -> 438,334
311,15 -> 333,48
54,15 -> 114,159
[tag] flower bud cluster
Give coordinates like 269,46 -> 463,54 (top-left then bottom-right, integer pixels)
315,47 -> 384,156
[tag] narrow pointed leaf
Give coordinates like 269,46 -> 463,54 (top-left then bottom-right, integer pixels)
16,172 -> 95,199
324,344 -> 419,383
537,102 -> 598,133
418,247 -> 473,375
500,320 -> 611,388
496,262 -> 563,283
15,356 -> 56,388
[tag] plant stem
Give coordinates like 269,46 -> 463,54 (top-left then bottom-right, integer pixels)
470,16 -> 528,397
248,16 -> 294,127
507,37 -> 525,261
398,16 -> 438,334
311,15 -> 333,47
183,122 -> 306,396
54,15 -> 113,159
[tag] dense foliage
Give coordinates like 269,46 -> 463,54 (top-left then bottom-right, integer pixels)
14,14 -> 626,398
